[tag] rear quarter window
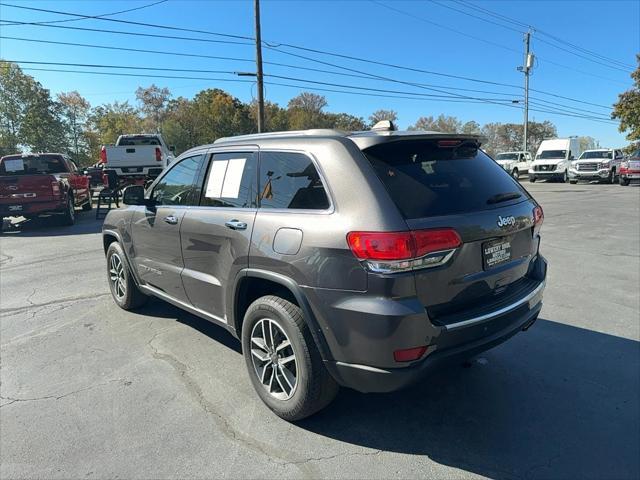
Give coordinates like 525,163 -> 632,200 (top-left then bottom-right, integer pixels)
364,140 -> 529,219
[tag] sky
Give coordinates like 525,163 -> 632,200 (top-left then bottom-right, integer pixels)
1,0 -> 638,147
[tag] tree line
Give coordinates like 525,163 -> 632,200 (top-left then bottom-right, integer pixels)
0,60 -> 615,166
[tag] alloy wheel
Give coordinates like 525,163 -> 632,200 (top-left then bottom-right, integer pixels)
109,253 -> 127,300
250,318 -> 298,400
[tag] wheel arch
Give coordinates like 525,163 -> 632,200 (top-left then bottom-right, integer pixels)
231,269 -> 332,361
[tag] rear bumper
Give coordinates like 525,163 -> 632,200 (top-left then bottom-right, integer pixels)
110,166 -> 164,177
314,255 -> 547,392
0,200 -> 65,217
327,300 -> 542,392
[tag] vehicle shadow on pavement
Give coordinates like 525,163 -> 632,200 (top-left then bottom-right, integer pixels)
140,298 -> 242,354
1,213 -> 103,237
298,318 -> 640,479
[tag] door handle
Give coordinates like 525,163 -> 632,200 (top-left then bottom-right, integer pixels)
164,215 -> 178,225
225,219 -> 247,230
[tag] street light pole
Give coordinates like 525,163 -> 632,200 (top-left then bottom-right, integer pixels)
254,0 -> 265,133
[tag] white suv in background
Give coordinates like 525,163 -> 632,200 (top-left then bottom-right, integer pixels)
569,149 -> 624,184
495,151 -> 533,179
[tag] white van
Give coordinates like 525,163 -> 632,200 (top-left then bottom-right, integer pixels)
529,137 -> 581,183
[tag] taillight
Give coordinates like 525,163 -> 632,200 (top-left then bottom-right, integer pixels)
51,181 -> 60,199
533,205 -> 544,236
99,146 -> 107,164
155,147 -> 162,162
394,346 -> 428,362
347,228 -> 461,273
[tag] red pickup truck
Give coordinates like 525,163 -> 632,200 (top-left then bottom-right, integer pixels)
0,153 -> 91,225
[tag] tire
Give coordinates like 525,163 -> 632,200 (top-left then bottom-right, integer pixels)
60,195 -> 76,226
528,176 -> 536,183
511,168 -> 519,180
561,170 -> 568,183
82,196 -> 93,211
620,176 -> 630,186
106,242 -> 148,310
241,295 -> 338,421
569,180 -> 578,184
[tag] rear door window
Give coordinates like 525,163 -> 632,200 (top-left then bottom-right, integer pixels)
258,152 -> 330,210
364,140 -> 529,219
201,152 -> 258,208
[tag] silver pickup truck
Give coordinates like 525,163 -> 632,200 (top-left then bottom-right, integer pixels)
569,148 -> 624,184
100,134 -> 175,179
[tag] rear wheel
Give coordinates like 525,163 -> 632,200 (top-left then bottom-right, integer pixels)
241,295 -> 338,421
106,242 -> 148,310
529,176 -> 536,183
60,196 -> 75,226
569,180 -> 578,184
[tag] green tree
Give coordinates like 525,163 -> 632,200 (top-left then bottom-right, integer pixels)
612,54 -> 640,151
89,101 -> 142,146
136,84 -> 171,133
369,109 -> 398,127
57,91 -> 91,164
578,136 -> 598,152
409,114 -> 461,133
191,88 -> 252,143
0,61 -> 65,154
287,92 -> 329,130
461,120 -> 481,134
327,112 -> 367,131
249,100 -> 289,132
163,97 -> 198,155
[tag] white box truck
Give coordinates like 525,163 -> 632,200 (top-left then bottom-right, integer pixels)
529,137 -> 582,183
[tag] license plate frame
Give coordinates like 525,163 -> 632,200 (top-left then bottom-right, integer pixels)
482,238 -> 512,270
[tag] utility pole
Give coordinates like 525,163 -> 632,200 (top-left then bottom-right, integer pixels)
521,30 -> 533,153
254,0 -> 265,133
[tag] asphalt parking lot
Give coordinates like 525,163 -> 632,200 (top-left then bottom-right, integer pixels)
1,181 -> 639,479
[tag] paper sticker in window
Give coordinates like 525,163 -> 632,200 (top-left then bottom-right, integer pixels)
221,158 -> 246,198
4,159 -> 25,172
205,160 -> 228,198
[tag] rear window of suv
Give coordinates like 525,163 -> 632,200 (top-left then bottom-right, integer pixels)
364,139 -> 528,219
0,155 -> 67,176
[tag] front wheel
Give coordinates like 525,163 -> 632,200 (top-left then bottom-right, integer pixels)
529,176 -> 536,183
241,295 -> 338,421
511,168 -> 519,180
620,176 -> 630,186
569,180 -> 578,184
561,170 -> 568,183
106,242 -> 148,310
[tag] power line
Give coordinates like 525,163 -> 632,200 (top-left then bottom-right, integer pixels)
434,0 -> 633,72
0,5 -> 616,109
0,36 -> 524,98
376,0 -> 630,82
0,0 -> 168,26
13,65 -> 616,124
455,0 -> 634,70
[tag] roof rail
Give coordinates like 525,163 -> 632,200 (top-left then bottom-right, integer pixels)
214,129 -> 347,144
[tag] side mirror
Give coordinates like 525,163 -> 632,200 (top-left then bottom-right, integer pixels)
122,185 -> 146,206
169,145 -> 176,152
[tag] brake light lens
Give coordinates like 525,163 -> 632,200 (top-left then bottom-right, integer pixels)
99,146 -> 107,164
347,228 -> 462,273
155,147 -> 162,162
533,205 -> 544,236
394,346 -> 428,362
51,181 -> 60,199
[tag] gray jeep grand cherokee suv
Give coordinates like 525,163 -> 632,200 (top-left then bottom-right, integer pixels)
103,126 -> 547,420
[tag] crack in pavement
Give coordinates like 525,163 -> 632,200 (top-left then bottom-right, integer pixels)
0,378 -> 125,408
146,329 -> 363,479
0,293 -> 111,315
1,248 -> 102,271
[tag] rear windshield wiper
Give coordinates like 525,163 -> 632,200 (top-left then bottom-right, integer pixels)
486,192 -> 522,204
